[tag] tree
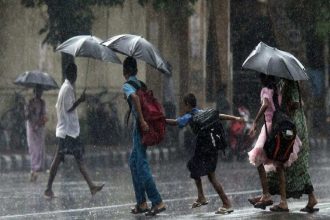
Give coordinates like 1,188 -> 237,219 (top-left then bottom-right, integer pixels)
137,0 -> 197,112
21,0 -> 124,81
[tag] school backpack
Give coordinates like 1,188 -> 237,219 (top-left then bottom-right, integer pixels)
263,90 -> 297,162
190,108 -> 228,153
126,80 -> 166,146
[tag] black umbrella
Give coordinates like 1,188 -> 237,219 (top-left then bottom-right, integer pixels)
242,42 -> 309,81
102,34 -> 172,75
56,35 -> 121,64
14,70 -> 59,90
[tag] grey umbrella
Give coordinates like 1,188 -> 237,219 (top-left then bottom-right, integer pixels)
56,35 -> 121,64
14,70 -> 59,90
242,42 -> 309,81
102,34 -> 172,75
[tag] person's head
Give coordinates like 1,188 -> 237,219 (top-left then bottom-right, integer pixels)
259,73 -> 275,88
65,63 -> 77,84
34,85 -> 43,99
183,93 -> 197,112
123,57 -> 137,80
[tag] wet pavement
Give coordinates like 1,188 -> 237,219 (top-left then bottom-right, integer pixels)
0,145 -> 329,219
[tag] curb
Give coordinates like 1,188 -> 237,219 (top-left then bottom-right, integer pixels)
0,146 -> 184,172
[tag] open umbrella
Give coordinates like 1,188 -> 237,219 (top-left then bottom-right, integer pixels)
102,34 -> 172,75
242,42 -> 309,81
14,70 -> 59,90
56,35 -> 121,64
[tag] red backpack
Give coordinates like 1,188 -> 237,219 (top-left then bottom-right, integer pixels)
126,80 -> 166,146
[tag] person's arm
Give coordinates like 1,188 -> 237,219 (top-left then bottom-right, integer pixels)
219,114 -> 243,121
166,118 -> 179,126
68,89 -> 86,113
130,93 -> 149,131
25,100 -> 32,120
249,97 -> 269,136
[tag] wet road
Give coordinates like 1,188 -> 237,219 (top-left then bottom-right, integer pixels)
0,145 -> 329,219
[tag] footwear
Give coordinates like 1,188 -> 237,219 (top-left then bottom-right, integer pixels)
248,196 -> 261,206
300,206 -> 319,213
44,189 -> 55,199
30,172 -> 38,182
254,200 -> 273,210
90,184 -> 105,196
145,205 -> 166,216
270,205 -> 289,212
215,207 -> 234,214
131,205 -> 149,214
191,200 -> 209,208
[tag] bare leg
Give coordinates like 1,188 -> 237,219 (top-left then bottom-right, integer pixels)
257,164 -> 271,201
44,152 -> 63,198
276,164 -> 288,209
208,172 -> 231,208
194,177 -> 206,202
307,192 -> 318,208
76,159 -> 104,195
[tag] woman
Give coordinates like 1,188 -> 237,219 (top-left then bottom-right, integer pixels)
248,74 -> 300,212
267,79 -> 318,213
25,85 -> 47,182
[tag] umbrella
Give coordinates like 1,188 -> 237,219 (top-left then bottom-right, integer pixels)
242,42 -> 309,81
56,35 -> 121,64
14,70 -> 59,90
102,34 -> 172,75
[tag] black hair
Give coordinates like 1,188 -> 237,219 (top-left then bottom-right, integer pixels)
259,73 -> 279,107
183,93 -> 197,108
123,57 -> 137,75
65,63 -> 77,81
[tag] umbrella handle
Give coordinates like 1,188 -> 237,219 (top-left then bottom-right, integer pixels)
84,58 -> 90,90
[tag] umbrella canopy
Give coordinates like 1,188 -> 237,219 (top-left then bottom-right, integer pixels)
14,70 -> 59,90
56,35 -> 121,64
242,42 -> 309,81
102,34 -> 172,75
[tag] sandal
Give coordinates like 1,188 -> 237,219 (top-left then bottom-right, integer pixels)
145,205 -> 166,216
248,196 -> 261,206
215,207 -> 234,215
300,206 -> 319,213
191,200 -> 209,208
270,205 -> 289,212
254,200 -> 273,210
131,205 -> 149,214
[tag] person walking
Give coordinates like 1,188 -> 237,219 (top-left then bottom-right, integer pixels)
44,63 -> 104,198
166,93 -> 242,214
122,57 -> 166,216
25,85 -> 47,182
248,74 -> 300,212
267,79 -> 318,213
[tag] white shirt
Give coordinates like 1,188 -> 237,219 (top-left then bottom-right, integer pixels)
55,79 -> 80,138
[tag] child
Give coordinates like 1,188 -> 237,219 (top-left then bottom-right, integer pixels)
166,93 -> 243,214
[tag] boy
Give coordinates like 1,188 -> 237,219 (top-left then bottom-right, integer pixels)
166,93 -> 243,214
44,63 -> 104,198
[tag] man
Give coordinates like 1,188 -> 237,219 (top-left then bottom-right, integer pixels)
44,63 -> 104,198
122,57 -> 166,216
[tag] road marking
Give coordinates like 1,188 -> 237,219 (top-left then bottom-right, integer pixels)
0,189 -> 262,218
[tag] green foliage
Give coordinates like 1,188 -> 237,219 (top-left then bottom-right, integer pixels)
286,0 -> 330,39
21,0 -> 124,49
138,0 -> 198,17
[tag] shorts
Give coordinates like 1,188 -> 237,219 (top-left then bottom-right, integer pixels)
58,136 -> 85,162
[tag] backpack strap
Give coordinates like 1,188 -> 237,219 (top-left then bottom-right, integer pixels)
124,80 -> 147,125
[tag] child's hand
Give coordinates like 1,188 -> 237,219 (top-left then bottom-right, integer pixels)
140,120 -> 149,132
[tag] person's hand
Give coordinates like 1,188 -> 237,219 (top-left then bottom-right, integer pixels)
78,89 -> 86,103
140,120 -> 149,132
249,122 -> 257,137
237,117 -> 244,122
